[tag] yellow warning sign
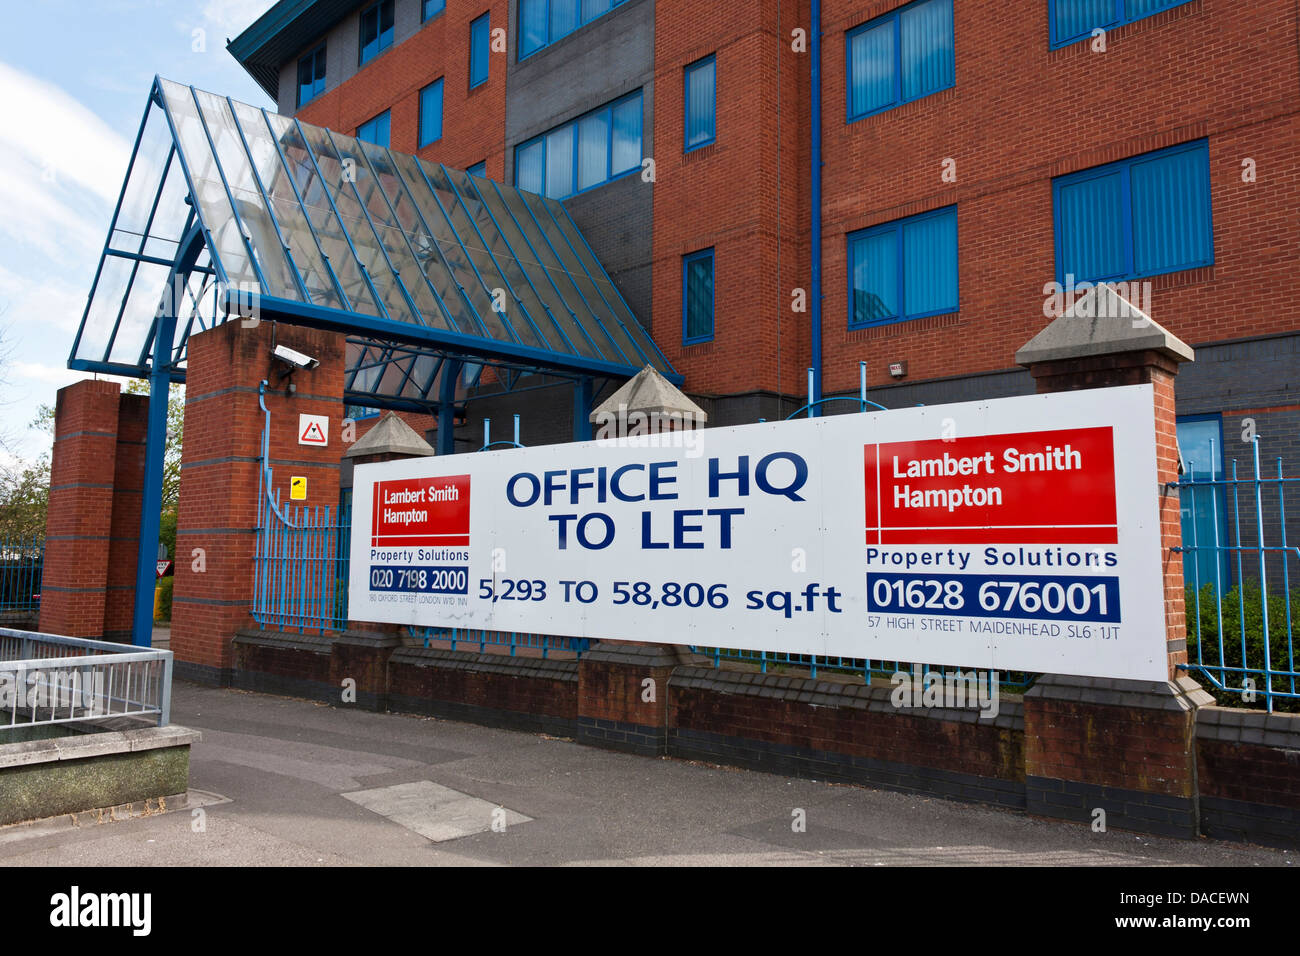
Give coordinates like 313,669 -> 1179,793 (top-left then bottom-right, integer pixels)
290,476 -> 307,501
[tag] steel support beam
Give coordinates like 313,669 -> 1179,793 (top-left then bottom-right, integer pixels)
130,316 -> 174,647
437,360 -> 464,456
131,225 -> 201,648
573,376 -> 593,442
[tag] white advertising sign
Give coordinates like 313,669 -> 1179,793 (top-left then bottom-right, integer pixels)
348,385 -> 1168,680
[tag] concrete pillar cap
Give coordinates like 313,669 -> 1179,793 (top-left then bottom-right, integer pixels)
1015,283 -> 1194,367
589,365 -> 707,424
344,412 -> 435,458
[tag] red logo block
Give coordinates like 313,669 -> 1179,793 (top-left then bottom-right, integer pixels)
864,426 -> 1118,545
372,475 -> 471,547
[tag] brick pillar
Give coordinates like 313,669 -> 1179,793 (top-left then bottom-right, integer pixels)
40,381 -> 121,638
577,370 -> 710,754
171,321 -> 344,685
103,393 -> 149,643
1015,285 -> 1213,838
39,381 -> 147,641
577,643 -> 701,756
334,413 -> 437,710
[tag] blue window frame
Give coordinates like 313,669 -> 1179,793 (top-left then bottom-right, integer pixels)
356,110 -> 391,147
684,55 -> 716,152
359,0 -> 395,65
422,0 -> 445,22
848,205 -> 957,328
467,161 -> 487,178
296,45 -> 326,108
1176,414 -> 1228,590
847,0 -> 954,121
345,404 -> 381,422
470,13 -> 491,88
683,249 -> 715,344
419,79 -> 444,148
518,0 -> 629,60
1050,0 -> 1192,48
1053,139 -> 1213,285
513,90 -> 642,199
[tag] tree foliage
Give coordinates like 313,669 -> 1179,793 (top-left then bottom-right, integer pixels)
125,380 -> 185,510
0,384 -> 185,546
0,455 -> 49,541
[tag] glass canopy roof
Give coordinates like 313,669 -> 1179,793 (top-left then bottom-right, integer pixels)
72,77 -> 678,408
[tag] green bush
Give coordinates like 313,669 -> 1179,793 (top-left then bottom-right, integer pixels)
1185,582 -> 1300,711
155,575 -> 173,624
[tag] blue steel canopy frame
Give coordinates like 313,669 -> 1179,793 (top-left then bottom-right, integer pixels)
71,77 -> 680,647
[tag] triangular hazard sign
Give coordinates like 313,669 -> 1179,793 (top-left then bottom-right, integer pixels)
301,421 -> 326,443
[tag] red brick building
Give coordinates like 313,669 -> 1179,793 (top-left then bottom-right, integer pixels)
44,0 -> 1299,666
229,0 -> 1298,465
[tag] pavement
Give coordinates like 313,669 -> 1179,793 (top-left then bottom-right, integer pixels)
0,681 -> 1294,866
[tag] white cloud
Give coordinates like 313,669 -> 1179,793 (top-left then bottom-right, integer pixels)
202,0 -> 272,37
0,61 -> 132,205
0,62 -> 132,265
0,265 -> 91,335
12,361 -> 85,387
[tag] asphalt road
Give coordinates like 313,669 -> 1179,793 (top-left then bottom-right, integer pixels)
1,682 -> 1293,866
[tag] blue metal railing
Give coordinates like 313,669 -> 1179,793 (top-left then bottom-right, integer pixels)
784,362 -> 905,421
1176,439 -> 1299,711
0,537 -> 43,614
252,491 -> 350,632
480,415 -> 524,451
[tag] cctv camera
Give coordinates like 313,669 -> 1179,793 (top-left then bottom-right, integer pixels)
273,344 -> 319,371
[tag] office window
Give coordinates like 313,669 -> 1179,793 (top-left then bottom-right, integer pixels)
467,161 -> 487,178
296,45 -> 326,108
1176,414 -> 1227,589
518,0 -> 628,60
1053,139 -> 1213,284
683,249 -> 715,344
470,13 -> 491,88
1050,0 -> 1192,48
847,0 -> 954,121
356,110 -> 391,147
359,0 -> 395,65
516,140 -> 545,193
848,205 -> 957,328
422,0 -> 445,21
513,91 -> 642,199
684,56 -> 716,151
345,404 -> 381,422
419,79 -> 443,147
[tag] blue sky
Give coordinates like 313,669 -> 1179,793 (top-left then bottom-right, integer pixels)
0,0 -> 274,464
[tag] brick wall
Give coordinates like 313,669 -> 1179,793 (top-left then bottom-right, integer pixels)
295,0 -> 510,177
388,645 -> 579,736
818,0 -> 1300,396
1197,706 -> 1300,848
670,668 -> 1025,806
172,322 -> 345,683
651,0 -> 810,398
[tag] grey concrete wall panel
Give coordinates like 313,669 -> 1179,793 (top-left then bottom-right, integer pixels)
505,0 -> 654,149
